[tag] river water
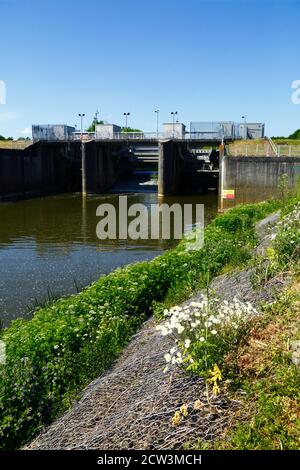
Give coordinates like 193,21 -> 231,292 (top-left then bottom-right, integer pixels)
0,189 -> 218,325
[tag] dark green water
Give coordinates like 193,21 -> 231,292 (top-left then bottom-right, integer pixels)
0,190 -> 218,325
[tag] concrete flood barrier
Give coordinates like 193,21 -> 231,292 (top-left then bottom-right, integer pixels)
3,141 -> 299,204
0,140 -> 131,201
157,140 -> 186,196
0,142 -> 81,202
219,156 -> 300,210
83,140 -> 130,194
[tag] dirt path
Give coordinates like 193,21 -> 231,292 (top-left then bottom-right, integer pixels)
26,212 -> 285,450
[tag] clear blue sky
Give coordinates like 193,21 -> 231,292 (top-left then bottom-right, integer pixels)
0,0 -> 299,138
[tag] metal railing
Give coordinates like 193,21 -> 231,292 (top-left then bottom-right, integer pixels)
72,131 -> 221,141
109,132 -> 165,140
226,141 -> 276,157
277,144 -> 300,157
268,137 -> 279,156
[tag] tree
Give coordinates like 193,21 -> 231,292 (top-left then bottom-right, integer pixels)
86,119 -> 105,132
288,129 -> 300,139
121,127 -> 143,133
0,135 -> 13,141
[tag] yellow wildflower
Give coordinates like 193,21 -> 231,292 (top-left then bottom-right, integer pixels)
171,411 -> 181,426
180,404 -> 188,417
207,364 -> 222,396
194,399 -> 204,410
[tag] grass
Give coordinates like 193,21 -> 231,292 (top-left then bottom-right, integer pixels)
227,139 -> 276,157
216,283 -> 300,450
227,139 -> 300,157
0,140 -> 32,150
0,197 -> 285,449
186,195 -> 300,450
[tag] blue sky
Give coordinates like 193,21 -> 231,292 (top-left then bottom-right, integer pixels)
0,0 -> 299,138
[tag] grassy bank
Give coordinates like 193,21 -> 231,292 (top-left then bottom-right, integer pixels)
186,196 -> 300,450
0,198 -> 283,449
219,283 -> 300,449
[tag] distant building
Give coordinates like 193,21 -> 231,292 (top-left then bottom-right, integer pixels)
190,121 -> 265,140
237,123 -> 265,139
32,125 -> 75,141
163,123 -> 186,139
95,124 -> 122,139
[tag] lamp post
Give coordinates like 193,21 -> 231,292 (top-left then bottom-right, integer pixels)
123,112 -> 130,132
78,113 -> 85,140
78,113 -> 86,196
171,111 -> 178,138
155,109 -> 159,138
241,115 -> 247,139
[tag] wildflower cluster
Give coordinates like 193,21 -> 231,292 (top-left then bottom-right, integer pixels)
273,202 -> 300,265
157,295 -> 257,376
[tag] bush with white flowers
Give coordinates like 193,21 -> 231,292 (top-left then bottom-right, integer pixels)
273,202 -> 300,266
156,295 -> 257,376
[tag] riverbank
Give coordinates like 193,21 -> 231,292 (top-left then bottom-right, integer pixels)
0,195 -> 296,449
25,197 -> 300,450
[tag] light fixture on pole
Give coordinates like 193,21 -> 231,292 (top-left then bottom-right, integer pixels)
155,109 -> 159,137
78,113 -> 86,196
78,113 -> 85,139
241,116 -> 247,139
171,111 -> 178,138
123,112 -> 130,131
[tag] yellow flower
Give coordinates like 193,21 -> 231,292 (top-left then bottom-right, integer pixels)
194,399 -> 204,410
180,404 -> 188,417
171,411 -> 181,426
207,364 -> 222,396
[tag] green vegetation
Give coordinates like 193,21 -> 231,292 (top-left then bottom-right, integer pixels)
288,129 -> 300,140
0,197 -> 286,449
272,128 -> 300,140
187,194 -> 300,450
121,127 -> 143,133
212,282 -> 300,450
157,296 -> 256,378
86,119 -> 105,133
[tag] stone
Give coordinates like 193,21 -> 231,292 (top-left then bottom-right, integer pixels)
291,340 -> 300,366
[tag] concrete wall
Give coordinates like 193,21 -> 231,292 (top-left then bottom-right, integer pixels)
158,140 -> 188,195
32,125 -> 75,141
83,141 -> 130,193
219,156 -> 300,210
0,142 -> 81,201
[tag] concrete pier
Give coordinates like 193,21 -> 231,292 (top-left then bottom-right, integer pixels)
83,141 -> 130,194
157,140 -> 188,196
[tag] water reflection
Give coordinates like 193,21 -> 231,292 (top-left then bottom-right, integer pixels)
0,191 -> 218,325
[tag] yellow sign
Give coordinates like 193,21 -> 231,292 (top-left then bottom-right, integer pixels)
223,189 -> 235,200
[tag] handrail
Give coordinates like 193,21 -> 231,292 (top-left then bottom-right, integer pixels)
268,137 -> 279,156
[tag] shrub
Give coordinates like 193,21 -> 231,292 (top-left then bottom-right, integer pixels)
273,201 -> 300,267
156,296 -> 257,377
